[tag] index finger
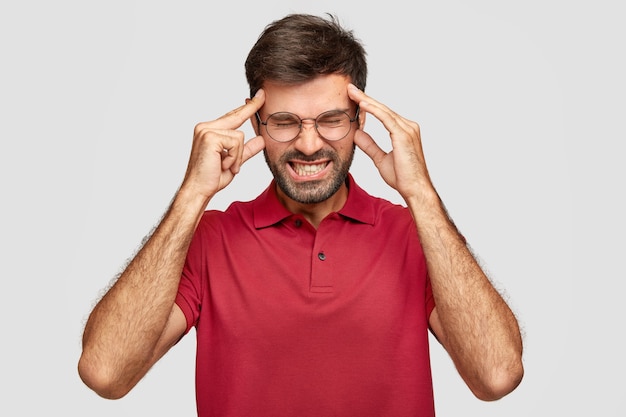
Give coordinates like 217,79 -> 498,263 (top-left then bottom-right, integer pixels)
347,84 -> 408,134
216,89 -> 266,129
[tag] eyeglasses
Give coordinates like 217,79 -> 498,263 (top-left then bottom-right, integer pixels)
256,107 -> 360,143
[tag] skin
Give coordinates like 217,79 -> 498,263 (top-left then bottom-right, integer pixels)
347,82 -> 524,400
255,75 -> 359,227
78,89 -> 267,399
78,73 -> 523,402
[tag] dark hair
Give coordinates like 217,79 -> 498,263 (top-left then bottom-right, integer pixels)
245,13 -> 367,98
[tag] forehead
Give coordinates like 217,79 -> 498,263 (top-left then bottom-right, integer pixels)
261,74 -> 352,116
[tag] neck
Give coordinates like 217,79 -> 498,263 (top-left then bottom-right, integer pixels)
276,183 -> 349,229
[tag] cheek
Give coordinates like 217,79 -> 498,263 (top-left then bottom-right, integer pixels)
333,138 -> 355,155
263,141 -> 284,162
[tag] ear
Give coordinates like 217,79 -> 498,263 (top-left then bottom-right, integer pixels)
358,111 -> 366,130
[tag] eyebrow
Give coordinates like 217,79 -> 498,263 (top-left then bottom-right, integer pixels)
260,107 -> 353,118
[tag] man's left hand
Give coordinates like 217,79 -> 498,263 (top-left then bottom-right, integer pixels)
347,84 -> 436,205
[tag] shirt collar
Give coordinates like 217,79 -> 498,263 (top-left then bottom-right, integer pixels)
253,173 -> 376,228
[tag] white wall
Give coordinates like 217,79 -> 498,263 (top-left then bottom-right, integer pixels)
1,0 -> 623,415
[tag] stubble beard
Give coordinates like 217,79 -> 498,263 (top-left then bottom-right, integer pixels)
264,146 -> 355,204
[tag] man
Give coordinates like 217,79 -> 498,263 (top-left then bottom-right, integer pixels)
79,13 -> 523,416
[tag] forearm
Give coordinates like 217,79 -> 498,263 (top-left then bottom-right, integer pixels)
79,187 -> 208,397
346,84 -> 523,398
407,191 -> 523,400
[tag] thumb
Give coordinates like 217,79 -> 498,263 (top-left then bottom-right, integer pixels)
354,129 -> 387,165
242,135 -> 266,164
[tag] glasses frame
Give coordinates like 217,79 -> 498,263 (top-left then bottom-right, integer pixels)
256,106 -> 360,143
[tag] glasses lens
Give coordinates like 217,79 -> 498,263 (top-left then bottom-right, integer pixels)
316,111 -> 351,141
266,113 -> 301,142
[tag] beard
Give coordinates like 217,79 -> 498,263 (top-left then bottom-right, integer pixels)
264,145 -> 355,204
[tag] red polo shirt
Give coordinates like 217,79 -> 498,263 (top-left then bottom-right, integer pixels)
176,174 -> 436,417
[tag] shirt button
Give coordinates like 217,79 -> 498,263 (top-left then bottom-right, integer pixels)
318,252 -> 326,261
294,219 -> 302,227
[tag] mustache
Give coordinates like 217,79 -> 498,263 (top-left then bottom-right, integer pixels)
280,149 -> 337,162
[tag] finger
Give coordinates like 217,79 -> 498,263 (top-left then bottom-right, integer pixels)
241,135 -> 266,164
221,149 -> 238,172
353,129 -> 387,165
348,84 -> 413,135
209,132 -> 244,172
348,84 -> 396,116
216,89 -> 266,130
229,141 -> 246,175
228,134 -> 266,174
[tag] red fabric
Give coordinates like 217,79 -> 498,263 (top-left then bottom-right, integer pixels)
176,174 -> 436,417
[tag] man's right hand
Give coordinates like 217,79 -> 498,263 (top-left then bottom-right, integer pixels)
78,90 -> 267,399
181,89 -> 266,200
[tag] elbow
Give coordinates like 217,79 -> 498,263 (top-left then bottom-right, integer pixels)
472,359 -> 524,401
78,353 -> 133,400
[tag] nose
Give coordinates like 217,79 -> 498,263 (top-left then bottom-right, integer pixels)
293,119 -> 325,155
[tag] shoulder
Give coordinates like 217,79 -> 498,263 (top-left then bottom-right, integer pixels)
197,200 -> 255,230
348,177 -> 413,224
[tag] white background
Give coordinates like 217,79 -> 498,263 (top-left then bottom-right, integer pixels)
1,0 -> 624,415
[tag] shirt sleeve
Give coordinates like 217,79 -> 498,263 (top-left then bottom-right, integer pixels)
424,272 -> 436,318
175,213 -> 210,334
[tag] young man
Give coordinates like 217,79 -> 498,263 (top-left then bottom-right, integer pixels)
79,13 -> 523,416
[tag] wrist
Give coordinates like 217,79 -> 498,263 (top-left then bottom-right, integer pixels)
405,187 -> 453,228
169,184 -> 212,224
404,183 -> 441,212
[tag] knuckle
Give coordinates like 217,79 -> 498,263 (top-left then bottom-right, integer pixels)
408,120 -> 421,133
193,122 -> 208,136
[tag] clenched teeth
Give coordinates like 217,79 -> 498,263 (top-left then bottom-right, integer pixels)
292,162 -> 328,176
